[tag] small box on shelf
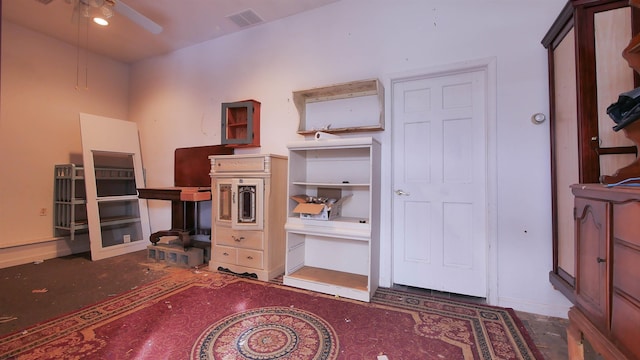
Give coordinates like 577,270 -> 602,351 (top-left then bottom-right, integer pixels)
291,188 -> 352,221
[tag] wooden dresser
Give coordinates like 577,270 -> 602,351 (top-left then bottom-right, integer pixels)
569,184 -> 640,360
209,154 -> 287,281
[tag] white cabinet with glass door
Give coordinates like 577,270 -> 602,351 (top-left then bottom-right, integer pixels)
209,154 -> 287,280
214,178 -> 264,231
79,113 -> 151,261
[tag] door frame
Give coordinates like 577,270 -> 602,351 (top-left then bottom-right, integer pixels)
382,57 -> 498,305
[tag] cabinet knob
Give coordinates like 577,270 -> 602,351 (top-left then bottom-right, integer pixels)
247,256 -> 253,260
223,252 -> 229,256
597,257 -> 606,263
232,235 -> 245,242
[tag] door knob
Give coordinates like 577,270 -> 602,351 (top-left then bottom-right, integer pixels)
395,189 -> 410,196
597,257 -> 606,263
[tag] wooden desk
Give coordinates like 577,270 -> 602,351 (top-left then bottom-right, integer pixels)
137,187 -> 211,248
137,145 -> 233,248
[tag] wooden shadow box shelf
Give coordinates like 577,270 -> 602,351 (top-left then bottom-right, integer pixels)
221,100 -> 260,148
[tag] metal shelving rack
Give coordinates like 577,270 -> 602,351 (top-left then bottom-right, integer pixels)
54,164 -> 88,240
54,164 -> 138,240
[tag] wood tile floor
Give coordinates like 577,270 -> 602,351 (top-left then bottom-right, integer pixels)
517,310 -> 569,360
0,250 -> 570,359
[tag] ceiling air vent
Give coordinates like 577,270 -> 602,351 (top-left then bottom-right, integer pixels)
227,9 -> 264,28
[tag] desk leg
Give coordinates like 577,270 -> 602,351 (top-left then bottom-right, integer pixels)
150,230 -> 191,248
170,201 -> 195,248
171,201 -> 186,230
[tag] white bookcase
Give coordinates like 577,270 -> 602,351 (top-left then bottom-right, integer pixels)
283,136 -> 381,301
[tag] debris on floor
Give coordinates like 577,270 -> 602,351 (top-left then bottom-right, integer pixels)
0,316 -> 17,324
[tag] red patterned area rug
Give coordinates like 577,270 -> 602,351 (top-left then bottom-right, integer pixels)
0,270 -> 543,359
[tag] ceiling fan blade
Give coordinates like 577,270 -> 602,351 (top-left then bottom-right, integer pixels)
113,1 -> 163,34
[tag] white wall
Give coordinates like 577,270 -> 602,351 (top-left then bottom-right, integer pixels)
0,21 -> 129,259
129,0 -> 573,317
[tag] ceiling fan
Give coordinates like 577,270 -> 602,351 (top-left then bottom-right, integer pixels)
65,0 -> 163,34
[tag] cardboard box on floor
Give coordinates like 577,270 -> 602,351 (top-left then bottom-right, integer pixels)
291,188 -> 352,220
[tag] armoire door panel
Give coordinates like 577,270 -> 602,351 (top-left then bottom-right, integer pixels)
553,27 -> 579,280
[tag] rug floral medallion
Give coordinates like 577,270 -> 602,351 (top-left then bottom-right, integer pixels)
0,270 -> 543,360
191,306 -> 339,359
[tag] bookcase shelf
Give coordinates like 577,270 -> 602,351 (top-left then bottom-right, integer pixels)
293,79 -> 384,135
283,136 -> 380,302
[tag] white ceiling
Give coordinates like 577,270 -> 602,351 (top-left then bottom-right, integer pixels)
2,0 -> 339,63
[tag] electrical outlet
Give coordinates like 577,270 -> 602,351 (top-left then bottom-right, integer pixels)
123,234 -> 131,243
39,208 -> 47,216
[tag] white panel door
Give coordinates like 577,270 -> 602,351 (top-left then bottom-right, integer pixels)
80,113 -> 151,260
392,70 -> 488,297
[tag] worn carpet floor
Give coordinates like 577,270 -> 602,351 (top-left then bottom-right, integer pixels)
0,269 -> 542,359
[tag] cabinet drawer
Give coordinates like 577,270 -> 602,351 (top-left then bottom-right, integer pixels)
237,248 -> 263,269
611,292 -> 640,359
215,227 -> 264,250
212,245 -> 237,264
212,156 -> 265,172
613,241 -> 640,308
614,201 -> 640,247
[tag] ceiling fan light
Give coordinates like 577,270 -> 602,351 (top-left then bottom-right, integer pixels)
100,6 -> 114,18
93,17 -> 109,26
